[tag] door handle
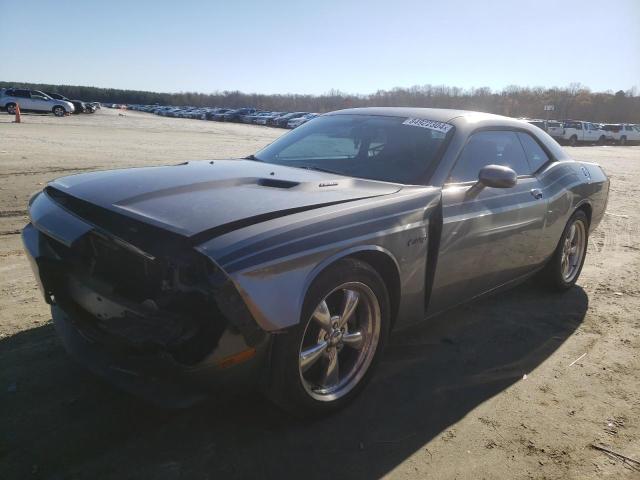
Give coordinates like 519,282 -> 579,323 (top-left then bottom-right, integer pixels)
530,189 -> 543,200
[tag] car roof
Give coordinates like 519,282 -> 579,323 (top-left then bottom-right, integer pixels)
327,107 -> 507,123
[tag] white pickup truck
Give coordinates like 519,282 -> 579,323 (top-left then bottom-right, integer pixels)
602,124 -> 640,145
560,120 -> 608,146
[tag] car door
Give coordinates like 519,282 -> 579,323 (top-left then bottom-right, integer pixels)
587,123 -> 600,142
426,130 -> 548,316
11,89 -> 33,109
28,91 -> 51,112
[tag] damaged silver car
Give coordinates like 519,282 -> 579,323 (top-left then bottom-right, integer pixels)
23,108 -> 609,415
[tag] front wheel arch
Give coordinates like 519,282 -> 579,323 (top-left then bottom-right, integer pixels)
576,202 -> 592,226
348,250 -> 401,329
300,246 -> 401,331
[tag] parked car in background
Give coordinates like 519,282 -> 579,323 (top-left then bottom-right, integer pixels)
44,92 -> 88,114
22,107 -> 609,415
223,108 -> 257,122
546,120 -> 564,139
206,108 -> 231,120
273,112 -> 308,127
1,88 -> 75,116
287,113 -> 319,128
256,112 -> 284,125
602,124 -> 640,145
559,120 -> 607,146
524,119 -> 547,131
240,111 -> 267,123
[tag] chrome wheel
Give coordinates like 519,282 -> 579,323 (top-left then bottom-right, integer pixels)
561,219 -> 586,282
7,104 -> 16,114
53,107 -> 64,117
298,282 -> 380,402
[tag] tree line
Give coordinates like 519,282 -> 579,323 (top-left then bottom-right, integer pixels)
2,81 -> 638,123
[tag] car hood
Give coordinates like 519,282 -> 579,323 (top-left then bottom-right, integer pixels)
47,160 -> 402,239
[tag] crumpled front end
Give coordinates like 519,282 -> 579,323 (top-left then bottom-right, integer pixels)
23,190 -> 269,407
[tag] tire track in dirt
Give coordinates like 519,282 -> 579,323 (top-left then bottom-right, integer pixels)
0,210 -> 28,218
0,166 -> 100,178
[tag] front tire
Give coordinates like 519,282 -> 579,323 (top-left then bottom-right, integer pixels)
267,258 -> 390,416
538,210 -> 589,291
619,136 -> 627,146
598,135 -> 606,145
52,106 -> 65,117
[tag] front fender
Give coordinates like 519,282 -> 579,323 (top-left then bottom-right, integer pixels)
230,245 -> 400,332
196,188 -> 442,331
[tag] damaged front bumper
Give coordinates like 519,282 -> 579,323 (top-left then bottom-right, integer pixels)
22,193 -> 271,407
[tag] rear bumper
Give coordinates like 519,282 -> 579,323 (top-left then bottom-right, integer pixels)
22,217 -> 270,408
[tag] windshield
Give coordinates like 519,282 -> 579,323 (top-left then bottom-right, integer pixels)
254,114 -> 453,184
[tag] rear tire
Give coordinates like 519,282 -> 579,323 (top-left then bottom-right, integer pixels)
6,103 -> 16,115
569,135 -> 578,146
538,210 -> 589,291
619,136 -> 627,146
598,135 -> 606,145
267,258 -> 390,417
52,106 -> 65,117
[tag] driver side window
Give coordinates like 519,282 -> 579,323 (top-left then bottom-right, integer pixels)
448,131 -> 530,183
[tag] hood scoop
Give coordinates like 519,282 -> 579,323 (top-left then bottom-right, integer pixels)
256,178 -> 299,189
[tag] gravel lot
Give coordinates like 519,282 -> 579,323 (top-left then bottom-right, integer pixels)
0,108 -> 638,479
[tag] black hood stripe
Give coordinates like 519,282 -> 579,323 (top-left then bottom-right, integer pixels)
188,195 -> 380,246
46,186 -> 387,248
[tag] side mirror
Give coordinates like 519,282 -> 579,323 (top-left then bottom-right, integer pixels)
467,164 -> 517,197
478,164 -> 517,188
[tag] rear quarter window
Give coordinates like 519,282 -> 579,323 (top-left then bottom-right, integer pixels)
517,132 -> 550,172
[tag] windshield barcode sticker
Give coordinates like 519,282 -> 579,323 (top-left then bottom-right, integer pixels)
402,118 -> 453,133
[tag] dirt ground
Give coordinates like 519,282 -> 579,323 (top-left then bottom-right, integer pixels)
0,108 -> 638,480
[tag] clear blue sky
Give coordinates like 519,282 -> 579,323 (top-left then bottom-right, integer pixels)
0,0 -> 638,94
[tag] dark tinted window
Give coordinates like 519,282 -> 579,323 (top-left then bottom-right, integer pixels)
517,132 -> 550,172
564,121 -> 582,130
449,131 -> 530,183
13,89 -> 30,98
255,114 -> 452,184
